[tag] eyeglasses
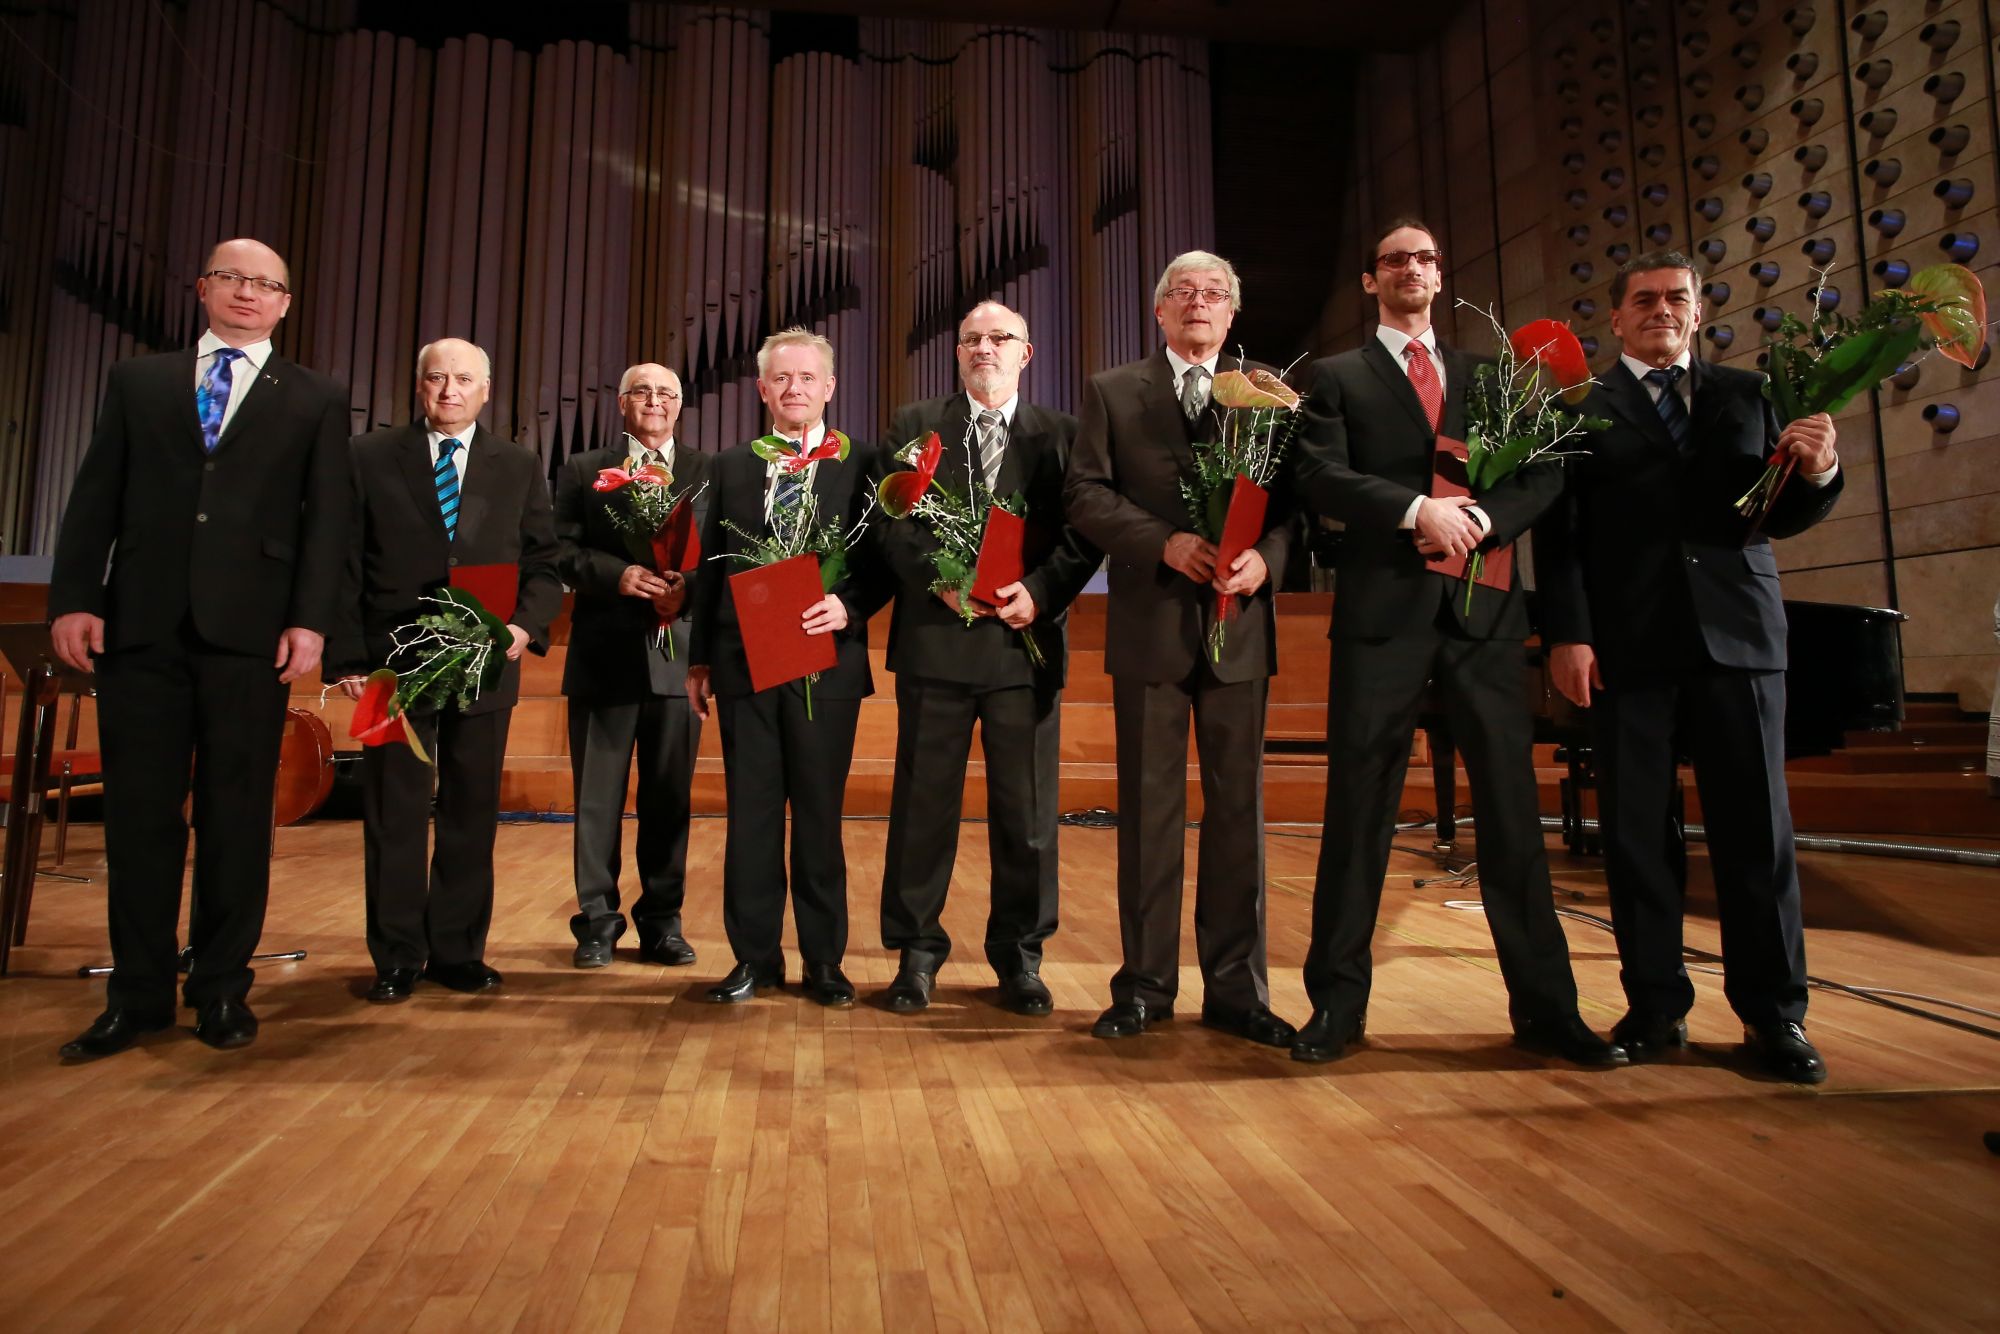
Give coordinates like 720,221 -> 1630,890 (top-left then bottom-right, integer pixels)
1375,250 -> 1444,271
203,269 -> 289,296
1164,286 -> 1233,306
957,331 -> 1024,349
621,387 -> 682,403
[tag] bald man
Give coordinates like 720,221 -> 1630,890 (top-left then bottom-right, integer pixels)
49,238 -> 351,1060
553,362 -> 712,969
327,338 -> 561,1003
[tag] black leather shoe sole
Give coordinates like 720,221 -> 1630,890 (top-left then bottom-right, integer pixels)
365,976 -> 417,1005
638,939 -> 698,967
998,987 -> 1054,1017
882,987 -> 929,1013
1201,1009 -> 1298,1049
1091,1005 -> 1169,1038
1614,1021 -> 1690,1062
572,942 -> 615,969
1512,1028 -> 1630,1068
805,985 -> 856,1009
58,1013 -> 173,1063
193,1009 -> 258,1051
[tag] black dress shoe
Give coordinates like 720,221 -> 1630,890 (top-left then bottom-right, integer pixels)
1290,1010 -> 1365,1064
59,1008 -> 173,1063
193,999 -> 259,1051
705,961 -> 781,1003
572,939 -> 615,969
1610,1011 -> 1690,1062
1743,1021 -> 1828,1084
997,972 -> 1054,1017
1091,1000 -> 1170,1038
424,960 -> 503,993
880,968 -> 934,1013
637,934 -> 698,967
366,967 -> 421,1004
1513,1013 -> 1630,1068
802,963 -> 856,1008
1201,1003 -> 1298,1049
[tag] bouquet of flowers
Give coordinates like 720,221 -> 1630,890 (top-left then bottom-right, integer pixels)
876,423 -> 1044,668
1177,360 -> 1303,661
592,457 -> 705,655
347,588 -> 513,764
1454,306 -> 1607,610
716,428 -> 872,716
1739,262 -> 1986,531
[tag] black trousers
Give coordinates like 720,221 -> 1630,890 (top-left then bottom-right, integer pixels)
715,687 -> 861,971
1304,625 -> 1580,1027
94,620 -> 288,1013
567,694 -> 700,946
1592,665 -> 1807,1028
879,675 -> 1062,978
360,706 -> 510,972
1109,665 -> 1270,1012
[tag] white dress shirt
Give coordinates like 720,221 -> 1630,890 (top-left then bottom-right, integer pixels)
195,330 -> 272,439
1163,346 -> 1220,415
1380,324 -> 1490,536
624,432 -> 677,472
426,420 -> 476,490
1622,350 -> 1838,486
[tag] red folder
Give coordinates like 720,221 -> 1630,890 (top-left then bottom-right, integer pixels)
449,562 -> 519,623
728,554 -> 838,692
653,498 -> 702,573
1426,437 -> 1512,591
1213,474 -> 1269,578
969,506 -> 1027,607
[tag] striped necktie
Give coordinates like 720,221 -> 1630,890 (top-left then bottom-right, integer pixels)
1643,366 -> 1691,450
197,348 -> 244,453
772,448 -> 805,515
435,439 -> 461,540
976,408 -> 1005,490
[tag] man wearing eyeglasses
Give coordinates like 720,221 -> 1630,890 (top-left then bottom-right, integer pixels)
871,302 -> 1100,1016
48,238 -> 351,1060
327,338 -> 562,1003
1286,218 -> 1620,1067
1063,251 -> 1298,1048
552,363 -> 711,970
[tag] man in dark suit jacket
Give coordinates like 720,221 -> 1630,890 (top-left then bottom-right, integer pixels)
554,362 -> 711,970
1288,219 -> 1620,1068
328,338 -> 562,1003
1063,251 -> 1298,1048
687,328 -> 891,1008
48,237 -> 350,1060
1535,251 -> 1842,1083
873,301 -> 1100,1016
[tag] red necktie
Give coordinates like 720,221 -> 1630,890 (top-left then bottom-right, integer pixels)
1405,339 -> 1442,433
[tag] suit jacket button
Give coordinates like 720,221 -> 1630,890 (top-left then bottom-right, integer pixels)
1686,555 -> 1698,563
196,513 -> 207,523
204,462 -> 215,472
448,556 -> 458,566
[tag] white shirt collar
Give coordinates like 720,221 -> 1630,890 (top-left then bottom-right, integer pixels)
964,391 -> 1019,426
1375,324 -> 1438,365
198,329 -> 272,374
623,432 -> 675,462
425,419 -> 477,452
1163,345 -> 1220,388
1621,348 -> 1693,393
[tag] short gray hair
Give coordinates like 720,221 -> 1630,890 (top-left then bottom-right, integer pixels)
756,327 -> 835,379
416,338 -> 492,383
1154,250 -> 1243,312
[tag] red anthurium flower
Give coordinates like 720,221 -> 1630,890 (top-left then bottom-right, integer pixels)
877,431 -> 943,518
593,467 -> 635,492
1905,262 -> 1988,369
347,668 -> 430,763
632,463 -> 673,486
1510,319 -> 1594,405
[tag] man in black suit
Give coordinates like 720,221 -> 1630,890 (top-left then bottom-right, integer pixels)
687,328 -> 890,1008
1063,251 -> 1298,1048
1288,219 -> 1620,1067
329,338 -> 562,1003
1535,251 -> 1842,1083
554,362 -> 710,970
48,237 -> 350,1060
873,301 -> 1100,1016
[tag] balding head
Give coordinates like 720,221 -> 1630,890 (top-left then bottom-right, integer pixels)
617,362 -> 683,449
416,338 -> 492,436
196,238 -> 293,345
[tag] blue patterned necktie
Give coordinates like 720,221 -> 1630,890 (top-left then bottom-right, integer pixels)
771,443 -> 805,516
1643,365 -> 1690,450
196,348 -> 244,452
435,439 -> 461,540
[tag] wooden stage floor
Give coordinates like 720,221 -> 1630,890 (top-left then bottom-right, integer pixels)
0,818 -> 1995,1332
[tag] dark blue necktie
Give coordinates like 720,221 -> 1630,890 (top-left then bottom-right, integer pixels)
772,444 -> 805,515
1643,365 -> 1690,450
435,440 -> 461,540
196,348 -> 244,452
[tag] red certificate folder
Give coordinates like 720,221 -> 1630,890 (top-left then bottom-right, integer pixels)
448,562 -> 519,623
969,506 -> 1027,607
728,554 -> 838,692
1213,474 -> 1269,579
1426,436 -> 1512,592
653,498 -> 702,574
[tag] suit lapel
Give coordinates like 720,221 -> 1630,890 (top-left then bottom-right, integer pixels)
209,353 -> 291,456
1438,343 -> 1474,441
454,426 -> 501,553
1601,359 -> 1677,451
1139,349 -> 1197,469
396,423 -> 450,542
1686,357 -> 1728,445
171,349 -> 206,454
931,396 -> 978,492
995,401 -> 1040,497
1362,338 -> 1434,435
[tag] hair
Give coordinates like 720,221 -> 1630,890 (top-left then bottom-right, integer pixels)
617,363 -> 682,395
756,326 -> 835,379
960,299 -> 1031,342
1153,250 -> 1243,311
415,338 -> 492,383
1364,217 -> 1439,275
1610,249 -> 1703,305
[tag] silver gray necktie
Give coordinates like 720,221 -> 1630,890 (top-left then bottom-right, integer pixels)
1180,364 -> 1209,421
976,408 -> 1006,491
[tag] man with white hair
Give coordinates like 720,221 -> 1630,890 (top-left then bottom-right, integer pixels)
1063,250 -> 1299,1048
328,337 -> 561,1003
